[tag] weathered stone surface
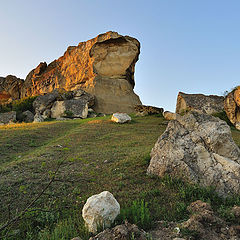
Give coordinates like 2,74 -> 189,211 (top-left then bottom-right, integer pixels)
135,105 -> 163,115
0,111 -> 16,124
147,111 -> 240,196
176,92 -> 224,115
33,89 -> 60,114
21,31 -> 142,113
163,111 -> 179,121
51,99 -> 88,119
33,112 -> 44,123
0,75 -> 24,102
82,191 -> 120,233
111,113 -> 131,123
89,222 -> 147,240
22,110 -> 34,123
224,86 -> 240,129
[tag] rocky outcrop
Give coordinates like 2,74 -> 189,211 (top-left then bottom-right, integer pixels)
224,86 -> 240,129
176,92 -> 224,115
51,99 -> 88,119
21,31 -> 142,113
135,105 -> 164,115
0,111 -> 16,124
33,88 -> 94,120
163,111 -> 179,121
147,111 -> 240,196
111,113 -> 131,123
89,222 -> 147,240
82,191 -> 120,233
0,75 -> 24,102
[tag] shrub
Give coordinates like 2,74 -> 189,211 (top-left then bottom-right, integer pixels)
116,199 -> 152,230
12,96 -> 37,113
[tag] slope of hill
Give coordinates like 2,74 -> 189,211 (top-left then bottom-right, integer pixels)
1,115 -> 240,239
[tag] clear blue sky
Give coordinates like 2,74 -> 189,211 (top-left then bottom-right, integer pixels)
1,0 -> 240,111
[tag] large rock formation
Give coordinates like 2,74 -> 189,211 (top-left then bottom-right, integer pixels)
21,31 -> 142,113
0,75 -> 24,102
147,111 -> 240,196
176,92 -> 224,115
224,86 -> 240,129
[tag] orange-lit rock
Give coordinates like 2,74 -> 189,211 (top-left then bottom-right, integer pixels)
0,75 -> 24,102
224,86 -> 240,129
21,31 -> 142,113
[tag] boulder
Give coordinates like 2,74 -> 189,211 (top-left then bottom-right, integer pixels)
33,112 -> 44,123
111,113 -> 131,123
22,110 -> 34,123
51,99 -> 88,119
0,75 -> 24,102
33,90 -> 60,114
147,111 -> 240,196
0,111 -> 16,124
135,105 -> 163,115
224,86 -> 240,129
176,92 -> 224,115
163,111 -> 178,120
89,222 -> 147,240
82,191 -> 120,233
21,31 -> 142,114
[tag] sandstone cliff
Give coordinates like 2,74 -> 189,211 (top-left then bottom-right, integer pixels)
176,92 -> 224,114
21,31 -> 142,113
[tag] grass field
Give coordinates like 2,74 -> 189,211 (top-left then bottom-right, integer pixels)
1,115 -> 240,239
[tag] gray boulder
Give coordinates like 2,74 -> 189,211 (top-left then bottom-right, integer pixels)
0,111 -> 16,124
147,111 -> 240,196
33,89 -> 60,114
22,110 -> 34,123
176,92 -> 224,115
51,99 -> 88,119
33,112 -> 44,123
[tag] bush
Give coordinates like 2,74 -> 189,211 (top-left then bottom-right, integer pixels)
12,96 -> 37,113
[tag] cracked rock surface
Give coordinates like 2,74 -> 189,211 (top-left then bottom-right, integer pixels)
147,111 -> 240,196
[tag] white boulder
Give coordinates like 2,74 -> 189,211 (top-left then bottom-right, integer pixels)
111,113 -> 131,123
82,191 -> 120,233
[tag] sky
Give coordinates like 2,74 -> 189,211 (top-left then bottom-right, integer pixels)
0,0 -> 240,111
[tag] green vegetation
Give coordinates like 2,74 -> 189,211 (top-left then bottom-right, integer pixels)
0,115 -> 240,239
0,96 -> 37,121
212,111 -> 234,128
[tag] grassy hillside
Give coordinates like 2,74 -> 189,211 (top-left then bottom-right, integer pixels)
1,115 -> 240,239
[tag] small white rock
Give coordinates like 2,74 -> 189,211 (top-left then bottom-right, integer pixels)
82,191 -> 120,233
111,113 -> 131,123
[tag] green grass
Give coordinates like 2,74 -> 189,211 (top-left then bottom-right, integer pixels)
0,114 -> 240,239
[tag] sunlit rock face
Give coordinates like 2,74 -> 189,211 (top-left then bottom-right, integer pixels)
224,86 -> 240,129
0,75 -> 24,102
21,31 -> 142,113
